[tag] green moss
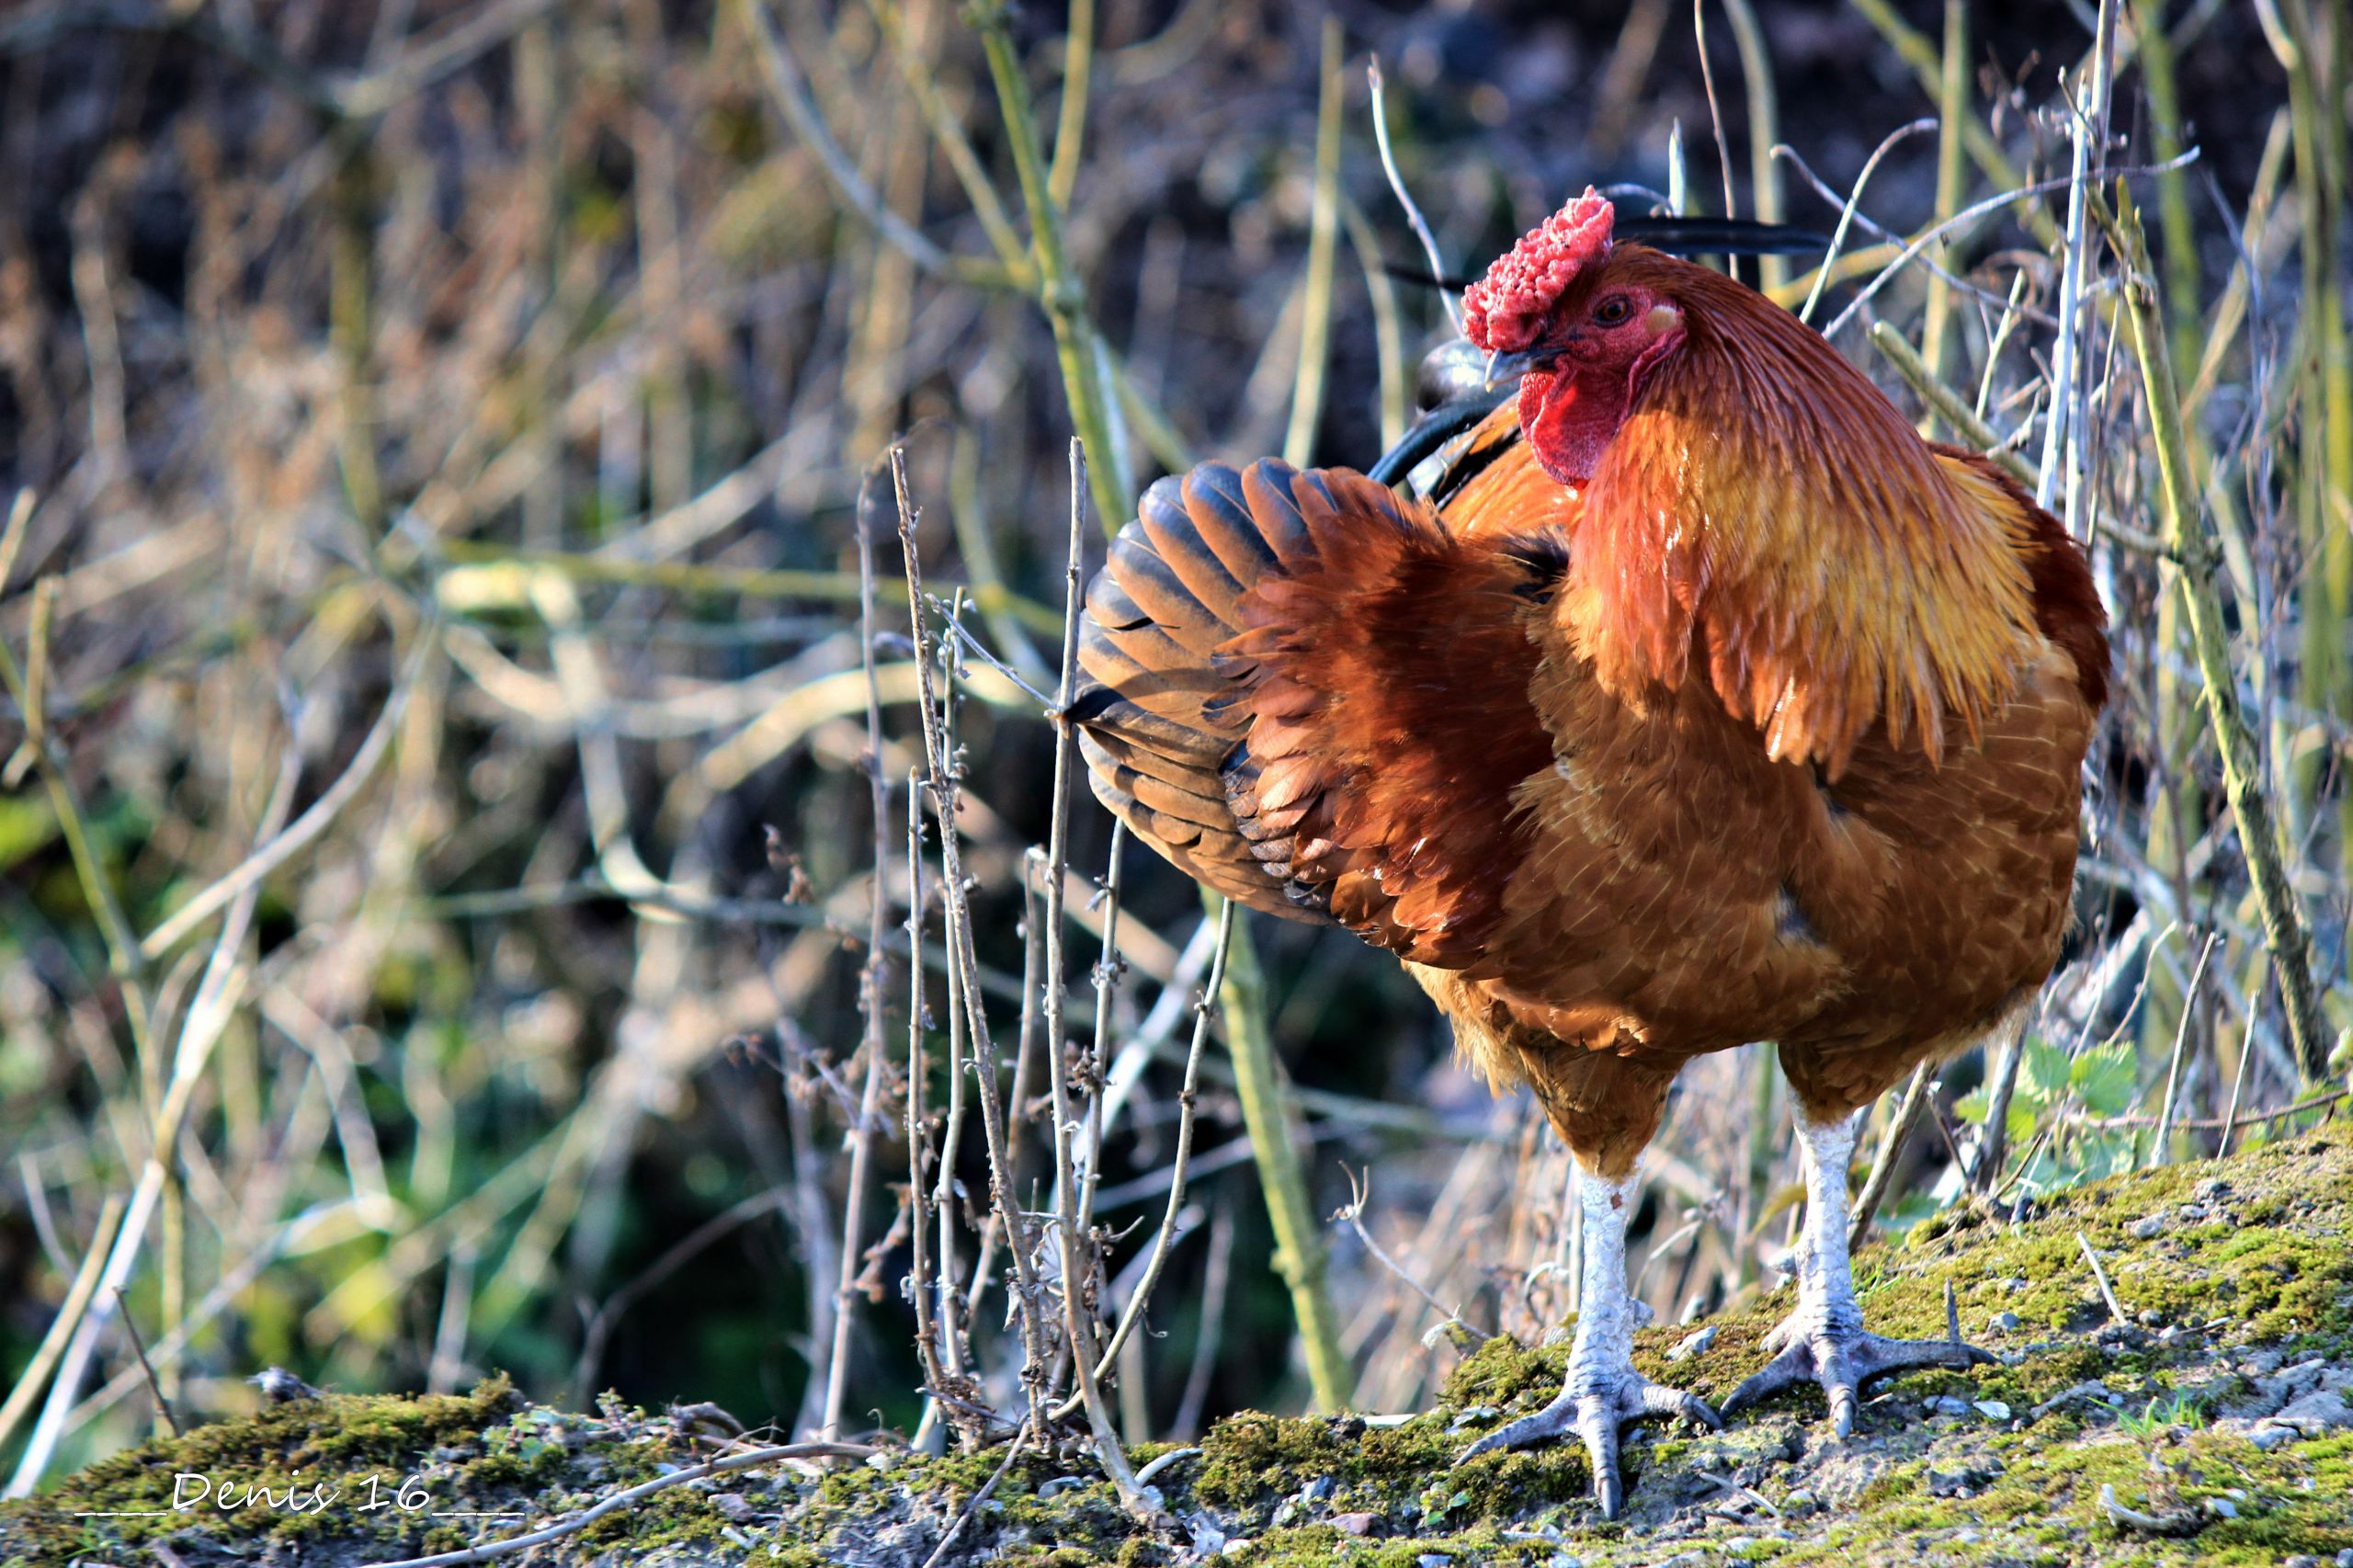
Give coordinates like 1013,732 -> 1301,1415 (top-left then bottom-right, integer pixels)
10,1127 -> 2353,1567
4,1376 -> 534,1565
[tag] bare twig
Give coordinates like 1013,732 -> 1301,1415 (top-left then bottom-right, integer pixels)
2078,1232 -> 2130,1324
1818,152 -> 2200,340
1367,59 -> 1459,332
1054,900 -> 1233,1418
2038,0 -> 2121,520
905,766 -> 948,1408
931,600 -> 975,1381
1335,1167 -> 1483,1344
2150,932 -> 2219,1164
819,465 -> 899,1443
110,1289 -> 181,1437
916,1421 -> 1031,1568
1848,1061 -> 1934,1247
894,449 -> 1054,1431
1788,119 -> 1936,324
1042,440 -> 1153,1512
1075,821 -> 1127,1243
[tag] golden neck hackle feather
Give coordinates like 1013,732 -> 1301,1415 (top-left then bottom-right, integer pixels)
1564,251 -> 2042,778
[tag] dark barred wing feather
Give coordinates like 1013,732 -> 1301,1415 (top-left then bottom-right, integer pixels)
1072,458 -> 1562,970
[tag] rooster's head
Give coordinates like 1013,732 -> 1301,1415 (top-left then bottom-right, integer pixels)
1464,189 -> 1686,489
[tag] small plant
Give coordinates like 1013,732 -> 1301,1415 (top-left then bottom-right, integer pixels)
1957,1033 -> 2141,1193
1417,1480 -> 1471,1528
2112,1389 -> 2208,1439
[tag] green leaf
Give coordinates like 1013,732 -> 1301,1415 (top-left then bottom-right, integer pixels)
1955,1088 -> 1993,1125
2023,1037 -> 2074,1102
2073,1041 -> 2140,1117
2006,1100 -> 2038,1146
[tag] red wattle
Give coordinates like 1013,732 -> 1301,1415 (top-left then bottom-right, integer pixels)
1522,367 -> 1630,488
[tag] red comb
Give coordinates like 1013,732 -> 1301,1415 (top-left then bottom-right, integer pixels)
1462,187 -> 1615,353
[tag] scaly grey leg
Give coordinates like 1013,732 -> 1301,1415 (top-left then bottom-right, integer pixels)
1722,1110 -> 1993,1435
1457,1164 -> 1718,1517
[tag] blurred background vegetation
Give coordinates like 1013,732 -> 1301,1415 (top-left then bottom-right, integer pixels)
1,0 -> 2347,1491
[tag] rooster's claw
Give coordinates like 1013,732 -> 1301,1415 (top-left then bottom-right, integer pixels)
1721,1328 -> 1995,1437
1455,1371 -> 1719,1520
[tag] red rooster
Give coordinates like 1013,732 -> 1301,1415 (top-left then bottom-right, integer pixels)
1071,190 -> 2109,1516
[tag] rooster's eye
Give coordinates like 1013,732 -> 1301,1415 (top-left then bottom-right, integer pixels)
1592,296 -> 1632,325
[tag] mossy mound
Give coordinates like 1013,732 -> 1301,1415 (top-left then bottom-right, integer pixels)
11,1124 -> 2353,1566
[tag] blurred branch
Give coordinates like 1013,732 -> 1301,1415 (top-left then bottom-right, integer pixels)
969,1 -> 1131,529
1046,0 -> 1096,210
0,0 -> 565,125
1281,17 -> 1343,469
141,619 -> 440,961
0,1 -> 343,120
1218,914 -> 1350,1412
7,712 -> 300,1494
1847,1062 -> 1931,1246
1914,0 -> 1967,426
1718,0 -> 1784,291
1841,0 -> 2062,247
733,0 -> 1017,290
0,1198 -> 125,1462
340,0 -> 567,119
1339,195 -> 1410,453
863,0 -> 1031,278
435,542 -> 1065,636
2100,186 -> 2328,1085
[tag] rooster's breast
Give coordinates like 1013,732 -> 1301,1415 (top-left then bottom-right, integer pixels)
1460,638 -> 2095,1074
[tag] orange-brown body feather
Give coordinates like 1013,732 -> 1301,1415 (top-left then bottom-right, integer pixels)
1074,244 -> 2109,1179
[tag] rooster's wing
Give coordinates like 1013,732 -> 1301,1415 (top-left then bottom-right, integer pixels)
1070,456 -> 1563,971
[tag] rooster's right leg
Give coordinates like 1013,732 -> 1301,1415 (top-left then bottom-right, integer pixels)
1455,1162 -> 1719,1517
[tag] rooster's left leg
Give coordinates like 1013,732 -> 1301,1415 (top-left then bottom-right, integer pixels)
1456,1161 -> 1719,1517
1722,1109 -> 1993,1435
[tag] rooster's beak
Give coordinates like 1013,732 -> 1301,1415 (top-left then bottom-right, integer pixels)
1479,347 -> 1549,389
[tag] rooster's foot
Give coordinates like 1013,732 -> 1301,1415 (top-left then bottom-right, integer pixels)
1720,1326 -> 1994,1437
1454,1367 -> 1719,1519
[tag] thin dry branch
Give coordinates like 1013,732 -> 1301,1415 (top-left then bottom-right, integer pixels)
1040,440 -> 1153,1512
818,466 -> 900,1443
893,447 -> 1054,1432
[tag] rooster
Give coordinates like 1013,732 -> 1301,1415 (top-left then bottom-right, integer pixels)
1069,190 -> 2109,1517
